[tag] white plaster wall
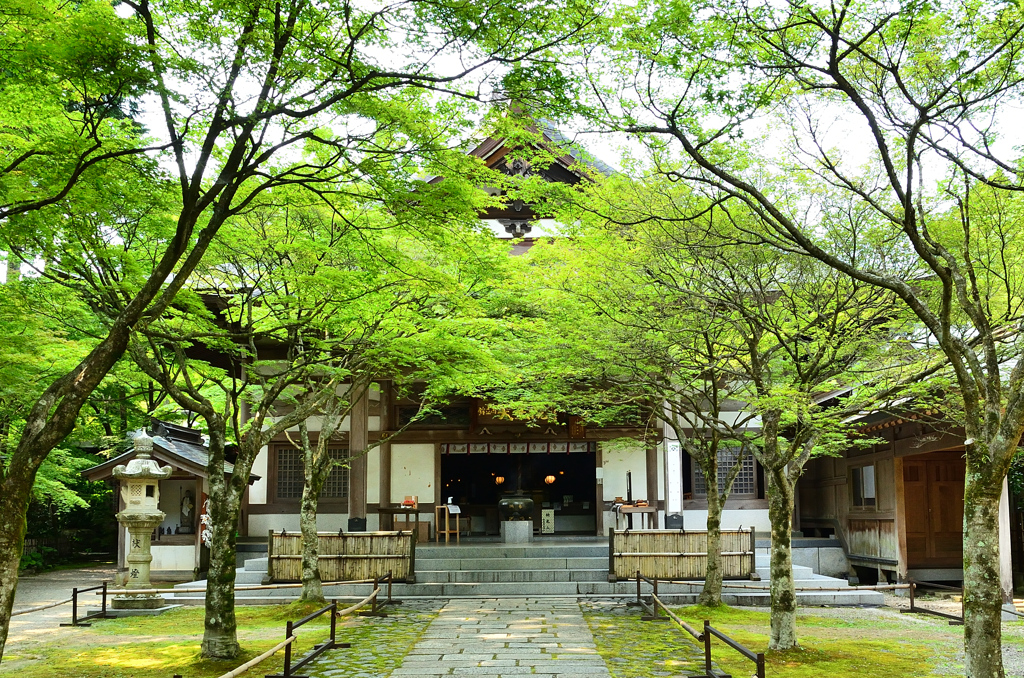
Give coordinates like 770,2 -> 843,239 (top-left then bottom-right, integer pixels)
602,444 -> 646,532
657,441 -> 666,527
601,445 -> 646,502
250,446 -> 269,504
249,512 -> 349,534
152,545 -> 195,571
391,443 -> 435,505
271,414 -> 381,434
367,446 -> 380,504
682,509 -> 770,532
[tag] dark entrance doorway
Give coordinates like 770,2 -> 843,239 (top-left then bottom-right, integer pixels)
440,451 -> 597,535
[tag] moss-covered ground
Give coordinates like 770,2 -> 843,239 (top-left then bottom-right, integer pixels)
0,601 -> 437,678
585,603 -> 1024,678
9,599 -> 1024,677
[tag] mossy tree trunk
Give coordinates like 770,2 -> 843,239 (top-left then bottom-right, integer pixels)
765,463 -> 797,650
0,470 -> 32,663
130,342 -> 339,660
962,434 -> 1016,678
293,381 -> 367,603
686,434 -> 748,608
699,486 -> 724,606
752,411 -> 816,651
200,422 -> 242,659
298,421 -> 330,603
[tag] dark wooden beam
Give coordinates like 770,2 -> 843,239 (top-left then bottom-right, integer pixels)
349,390 -> 369,520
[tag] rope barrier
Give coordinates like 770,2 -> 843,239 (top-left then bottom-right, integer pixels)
337,588 -> 379,617
95,578 -> 380,597
11,597 -> 73,616
213,636 -> 296,678
639,579 -> 912,592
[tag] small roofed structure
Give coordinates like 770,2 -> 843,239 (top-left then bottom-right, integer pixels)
83,420 -> 260,581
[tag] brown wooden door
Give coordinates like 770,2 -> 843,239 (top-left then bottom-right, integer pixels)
903,456 -> 965,568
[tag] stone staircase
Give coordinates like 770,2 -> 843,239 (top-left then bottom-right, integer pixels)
167,539 -> 883,606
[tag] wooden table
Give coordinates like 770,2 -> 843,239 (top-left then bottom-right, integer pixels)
378,506 -> 420,534
616,505 -> 657,530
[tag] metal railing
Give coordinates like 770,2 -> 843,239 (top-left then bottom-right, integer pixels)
169,578 -> 389,678
358,571 -> 399,617
266,600 -> 344,678
59,582 -> 111,627
631,572 -> 766,678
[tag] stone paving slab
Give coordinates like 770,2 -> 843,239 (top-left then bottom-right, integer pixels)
321,597 -> 612,678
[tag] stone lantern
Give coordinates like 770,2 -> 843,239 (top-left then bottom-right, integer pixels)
112,431 -> 172,609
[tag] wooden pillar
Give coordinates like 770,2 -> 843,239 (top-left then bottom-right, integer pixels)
645,445 -> 659,528
349,388 -> 369,521
1000,477 -> 1014,603
893,455 -> 909,580
378,382 -> 393,529
115,479 -> 126,572
595,444 -> 604,535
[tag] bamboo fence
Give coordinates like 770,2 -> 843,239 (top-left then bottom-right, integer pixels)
267,531 -> 414,582
610,528 -> 756,580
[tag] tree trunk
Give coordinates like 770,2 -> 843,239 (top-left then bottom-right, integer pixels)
962,457 -> 1007,678
0,476 -> 32,663
766,466 -> 797,650
698,490 -> 724,607
201,427 -> 241,660
299,476 -> 324,603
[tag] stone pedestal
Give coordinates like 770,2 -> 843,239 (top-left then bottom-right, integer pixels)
111,432 -> 171,610
112,515 -> 167,610
501,520 -> 533,543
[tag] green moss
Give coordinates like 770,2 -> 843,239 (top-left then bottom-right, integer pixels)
1,604 -> 437,678
586,605 -> 964,678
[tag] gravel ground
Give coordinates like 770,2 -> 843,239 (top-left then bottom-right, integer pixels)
7,566 -> 116,647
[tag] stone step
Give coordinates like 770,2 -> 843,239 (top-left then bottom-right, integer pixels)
414,544 -> 609,559
756,561 -> 814,577
413,556 -> 609,571
413,568 -> 609,583
234,570 -> 265,585
244,557 -> 268,572
166,581 -> 883,606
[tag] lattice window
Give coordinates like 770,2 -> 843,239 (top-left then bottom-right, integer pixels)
693,449 -> 756,498
276,446 -> 349,500
321,448 -> 349,499
276,447 -> 304,499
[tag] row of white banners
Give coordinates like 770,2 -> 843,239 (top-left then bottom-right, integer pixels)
440,442 -> 597,454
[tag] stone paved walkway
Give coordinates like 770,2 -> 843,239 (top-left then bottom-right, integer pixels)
386,598 -> 610,678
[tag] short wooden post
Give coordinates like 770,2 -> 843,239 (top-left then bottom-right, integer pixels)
608,527 -> 616,581
407,531 -> 416,583
100,582 -> 107,617
750,526 -> 757,578
267,529 -> 276,582
703,620 -> 712,676
756,651 -> 766,678
329,600 -> 337,648
283,620 -> 294,677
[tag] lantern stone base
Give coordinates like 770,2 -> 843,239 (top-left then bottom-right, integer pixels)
111,593 -> 168,610
500,520 -> 533,543
106,604 -> 182,617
